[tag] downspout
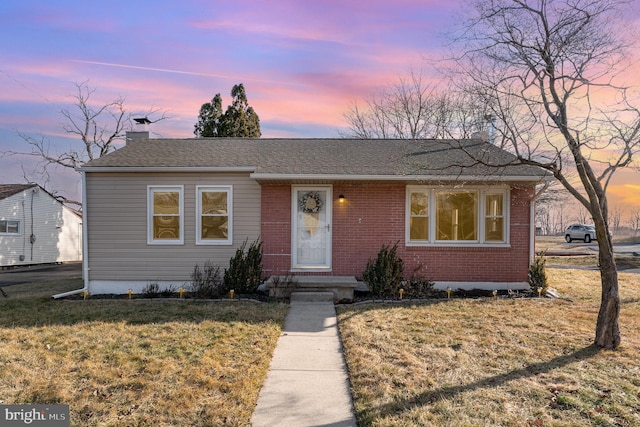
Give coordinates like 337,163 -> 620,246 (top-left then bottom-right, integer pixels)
30,188 -> 36,261
530,180 -> 550,263
21,199 -> 26,262
53,171 -> 89,299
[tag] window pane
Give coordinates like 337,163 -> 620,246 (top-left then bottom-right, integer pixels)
486,194 -> 503,216
154,192 -> 179,215
0,221 -> 6,232
202,216 -> 228,239
410,192 -> 428,215
410,217 -> 429,240
202,191 -> 227,214
7,221 -> 19,233
436,192 -> 478,241
153,216 -> 180,239
485,218 -> 504,241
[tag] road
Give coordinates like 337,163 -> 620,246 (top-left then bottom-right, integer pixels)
0,262 -> 82,287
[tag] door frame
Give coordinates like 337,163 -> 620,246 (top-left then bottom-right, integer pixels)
291,185 -> 332,271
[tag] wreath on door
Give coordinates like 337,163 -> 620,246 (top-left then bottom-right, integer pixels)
299,192 -> 323,214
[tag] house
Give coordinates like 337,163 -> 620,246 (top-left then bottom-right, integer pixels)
68,135 -> 548,298
0,184 -> 82,267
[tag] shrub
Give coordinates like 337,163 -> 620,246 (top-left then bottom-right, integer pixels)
142,283 -> 179,298
528,251 -> 548,294
224,239 -> 263,294
188,261 -> 225,298
141,282 -> 160,298
363,242 -> 404,297
268,273 -> 298,299
404,275 -> 437,298
160,284 -> 177,298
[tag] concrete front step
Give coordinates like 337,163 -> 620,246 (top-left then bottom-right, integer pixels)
290,292 -> 335,302
266,275 -> 358,301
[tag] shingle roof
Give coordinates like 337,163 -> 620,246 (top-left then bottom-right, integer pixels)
81,138 -> 548,181
0,183 -> 37,200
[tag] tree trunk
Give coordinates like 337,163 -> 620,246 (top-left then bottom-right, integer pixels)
594,239 -> 621,349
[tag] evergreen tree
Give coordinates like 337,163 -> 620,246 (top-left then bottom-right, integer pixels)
194,94 -> 223,137
194,84 -> 261,137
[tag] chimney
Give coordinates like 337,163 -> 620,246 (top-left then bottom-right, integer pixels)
127,117 -> 152,145
126,130 -> 149,145
484,114 -> 496,144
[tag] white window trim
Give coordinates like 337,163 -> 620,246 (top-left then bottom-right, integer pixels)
0,219 -> 21,235
406,186 -> 510,247
483,190 -> 507,243
147,185 -> 184,245
196,185 -> 233,245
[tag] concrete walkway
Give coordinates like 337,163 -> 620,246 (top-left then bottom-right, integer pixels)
251,292 -> 357,427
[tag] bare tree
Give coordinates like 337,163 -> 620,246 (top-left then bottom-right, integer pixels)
552,205 -> 568,236
576,206 -> 591,225
630,209 -> 640,235
450,0 -> 640,348
342,70 -> 488,139
609,206 -> 623,233
8,81 -> 166,206
535,183 -> 570,234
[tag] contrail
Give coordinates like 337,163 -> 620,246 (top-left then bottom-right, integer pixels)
70,60 -> 299,86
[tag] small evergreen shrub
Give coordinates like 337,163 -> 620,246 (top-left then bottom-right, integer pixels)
528,251 -> 548,294
363,242 -> 405,297
224,239 -> 263,294
189,261 -> 225,298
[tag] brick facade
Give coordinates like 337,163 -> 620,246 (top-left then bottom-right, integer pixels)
261,184 -> 534,283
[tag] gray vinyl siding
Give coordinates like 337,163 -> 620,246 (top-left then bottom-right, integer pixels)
85,172 -> 261,282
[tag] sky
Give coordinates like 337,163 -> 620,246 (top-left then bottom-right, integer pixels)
1,0 -> 639,218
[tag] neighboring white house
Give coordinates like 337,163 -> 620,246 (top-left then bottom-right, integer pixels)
0,184 -> 82,267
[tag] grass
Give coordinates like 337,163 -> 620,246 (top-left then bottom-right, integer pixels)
337,269 -> 640,426
0,279 -> 288,427
545,253 -> 640,270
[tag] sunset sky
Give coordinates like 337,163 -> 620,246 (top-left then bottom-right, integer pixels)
1,0 -> 639,215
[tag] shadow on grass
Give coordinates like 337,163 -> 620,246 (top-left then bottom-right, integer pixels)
364,345 -> 601,421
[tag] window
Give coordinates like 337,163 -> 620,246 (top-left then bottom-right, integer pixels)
485,193 -> 504,242
436,191 -> 478,241
148,186 -> 183,244
409,191 -> 429,241
407,187 -> 508,245
0,220 -> 20,235
197,186 -> 232,245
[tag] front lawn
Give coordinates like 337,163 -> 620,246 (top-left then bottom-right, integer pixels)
338,269 -> 640,426
0,279 -> 288,426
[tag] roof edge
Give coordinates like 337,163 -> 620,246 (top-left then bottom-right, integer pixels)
250,173 -> 550,182
78,166 -> 258,173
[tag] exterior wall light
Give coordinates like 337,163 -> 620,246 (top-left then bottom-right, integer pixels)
338,194 -> 345,202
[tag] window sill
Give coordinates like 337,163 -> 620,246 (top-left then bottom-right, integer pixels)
406,241 -> 510,248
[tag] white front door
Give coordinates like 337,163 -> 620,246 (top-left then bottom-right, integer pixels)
292,186 -> 332,270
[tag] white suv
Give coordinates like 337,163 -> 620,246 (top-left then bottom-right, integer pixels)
565,224 -> 596,243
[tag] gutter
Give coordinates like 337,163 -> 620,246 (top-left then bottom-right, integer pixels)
250,173 -> 548,182
53,171 -> 89,299
78,166 -> 257,173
